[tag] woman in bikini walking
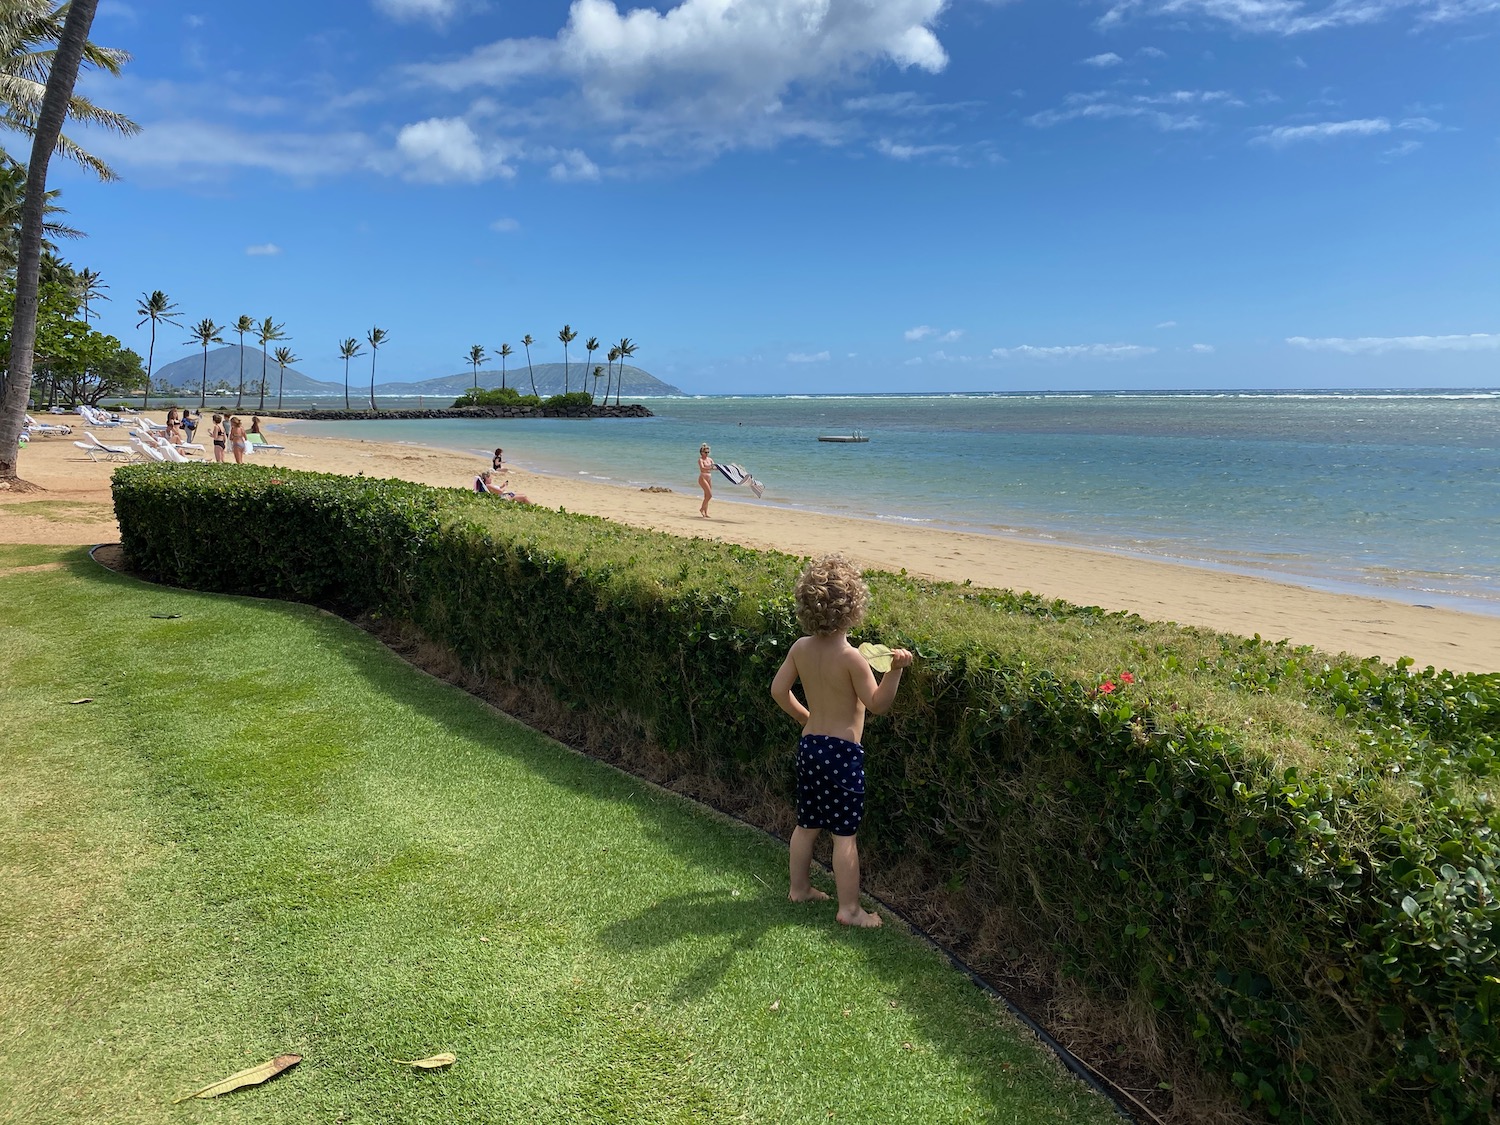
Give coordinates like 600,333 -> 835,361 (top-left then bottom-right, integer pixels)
697,443 -> 714,518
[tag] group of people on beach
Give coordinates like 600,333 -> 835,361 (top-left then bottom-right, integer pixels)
160,407 -> 274,464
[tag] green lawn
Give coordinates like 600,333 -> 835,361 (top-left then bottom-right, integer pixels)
0,544 -> 1119,1124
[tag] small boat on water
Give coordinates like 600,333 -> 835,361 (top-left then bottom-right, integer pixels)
817,430 -> 869,443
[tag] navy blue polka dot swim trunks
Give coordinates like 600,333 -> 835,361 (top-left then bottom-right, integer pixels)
796,734 -> 866,836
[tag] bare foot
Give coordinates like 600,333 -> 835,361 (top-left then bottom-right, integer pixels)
836,907 -> 883,928
789,887 -> 830,903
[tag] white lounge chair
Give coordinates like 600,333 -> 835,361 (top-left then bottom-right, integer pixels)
132,439 -> 167,462
75,431 -> 134,462
24,413 -> 72,436
155,441 -> 192,463
247,434 -> 285,451
76,405 -> 121,427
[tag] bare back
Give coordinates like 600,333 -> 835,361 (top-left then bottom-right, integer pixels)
774,634 -> 881,744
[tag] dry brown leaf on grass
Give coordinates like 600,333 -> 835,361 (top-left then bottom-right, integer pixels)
857,643 -> 894,672
395,1053 -> 456,1069
66,698 -> 93,705
172,1054 -> 301,1102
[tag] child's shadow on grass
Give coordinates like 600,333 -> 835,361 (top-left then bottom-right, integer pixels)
598,887 -> 812,1004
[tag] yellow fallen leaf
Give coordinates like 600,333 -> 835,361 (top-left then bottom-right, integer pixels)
395,1053 -> 456,1069
857,644 -> 893,673
172,1054 -> 301,1102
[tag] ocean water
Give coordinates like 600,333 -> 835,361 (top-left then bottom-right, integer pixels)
285,391 -> 1500,614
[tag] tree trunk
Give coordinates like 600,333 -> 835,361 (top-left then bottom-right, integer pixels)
0,0 -> 101,486
200,349 -> 208,408
258,350 -> 268,411
343,359 -> 350,410
237,336 -> 245,408
143,325 -> 156,409
369,352 -> 377,411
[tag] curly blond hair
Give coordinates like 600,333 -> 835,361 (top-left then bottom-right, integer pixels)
794,553 -> 870,636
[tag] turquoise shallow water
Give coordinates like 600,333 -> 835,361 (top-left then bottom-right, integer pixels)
284,391 -> 1500,614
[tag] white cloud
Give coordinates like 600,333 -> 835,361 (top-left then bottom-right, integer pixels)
374,0 -> 459,22
1252,117 -> 1391,146
1286,332 -> 1500,354
875,138 -> 963,161
1189,343 -> 1215,353
1138,45 -> 1168,58
1381,139 -> 1423,158
395,117 -> 514,182
1156,320 -> 1178,328
1027,92 -> 1206,132
548,149 -> 601,181
905,325 -> 936,341
404,0 -> 950,154
1082,52 -> 1124,66
1097,1 -> 1500,36
245,243 -> 282,256
490,217 -> 521,232
787,350 -> 831,363
991,343 -> 1157,360
939,329 -> 964,342
85,119 -> 378,180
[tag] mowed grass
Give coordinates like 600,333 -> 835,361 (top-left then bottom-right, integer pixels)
0,545 -> 1120,1125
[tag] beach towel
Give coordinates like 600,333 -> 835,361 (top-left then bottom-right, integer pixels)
715,461 -> 765,499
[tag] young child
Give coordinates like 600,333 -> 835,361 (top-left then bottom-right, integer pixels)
771,554 -> 912,928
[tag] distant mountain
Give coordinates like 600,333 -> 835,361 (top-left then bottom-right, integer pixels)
151,346 -> 340,398
150,347 -> 684,400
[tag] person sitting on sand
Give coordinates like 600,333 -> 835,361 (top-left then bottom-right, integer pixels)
474,470 -> 530,504
771,554 -> 912,928
492,447 -> 505,472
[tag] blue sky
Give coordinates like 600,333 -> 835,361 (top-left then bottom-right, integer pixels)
44,0 -> 1500,393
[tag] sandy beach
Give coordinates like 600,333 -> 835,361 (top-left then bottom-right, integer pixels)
5,418 -> 1497,673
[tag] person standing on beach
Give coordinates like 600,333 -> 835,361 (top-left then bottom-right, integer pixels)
771,554 -> 912,928
209,414 -> 226,462
227,416 -> 248,464
697,443 -> 714,517
182,409 -> 198,445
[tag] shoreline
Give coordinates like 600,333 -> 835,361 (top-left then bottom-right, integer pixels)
5,418 -> 1498,672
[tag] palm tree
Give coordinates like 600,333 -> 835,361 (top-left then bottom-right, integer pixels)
0,0 -> 138,180
134,290 -> 180,409
591,365 -> 604,404
338,337 -> 363,410
254,316 -> 286,411
74,266 -> 105,322
583,335 -> 598,401
521,334 -> 536,396
604,345 -> 620,405
229,314 -> 254,408
496,342 -> 513,390
273,346 -> 298,409
187,317 -> 224,408
613,337 -> 636,406
558,324 -> 577,393
0,0 -> 119,485
366,326 -> 388,410
467,344 -> 486,390
0,162 -> 83,273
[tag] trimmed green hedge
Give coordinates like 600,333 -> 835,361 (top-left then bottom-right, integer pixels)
112,463 -> 1499,1125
